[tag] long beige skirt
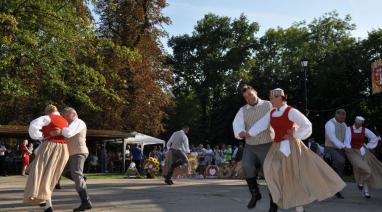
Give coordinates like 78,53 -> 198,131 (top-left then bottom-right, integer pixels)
264,138 -> 346,209
346,148 -> 382,189
23,141 -> 69,203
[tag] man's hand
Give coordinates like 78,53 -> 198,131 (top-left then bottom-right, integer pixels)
239,131 -> 247,139
50,128 -> 62,137
344,148 -> 351,153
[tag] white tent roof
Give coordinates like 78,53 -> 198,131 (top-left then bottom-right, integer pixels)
124,132 -> 165,146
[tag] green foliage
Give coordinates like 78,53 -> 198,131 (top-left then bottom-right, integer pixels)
168,11 -> 382,145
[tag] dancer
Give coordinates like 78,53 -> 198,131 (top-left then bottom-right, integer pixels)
164,126 -> 190,185
51,107 -> 92,211
249,88 -> 345,212
232,85 -> 274,209
24,105 -> 69,212
324,109 -> 348,198
344,116 -> 382,198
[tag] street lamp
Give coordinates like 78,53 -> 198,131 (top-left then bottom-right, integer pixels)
301,57 -> 309,115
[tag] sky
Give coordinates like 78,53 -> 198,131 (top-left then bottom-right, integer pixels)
161,0 -> 382,52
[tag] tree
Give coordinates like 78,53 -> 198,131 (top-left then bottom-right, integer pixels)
168,14 -> 259,144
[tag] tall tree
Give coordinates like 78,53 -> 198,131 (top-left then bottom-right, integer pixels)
95,0 -> 173,135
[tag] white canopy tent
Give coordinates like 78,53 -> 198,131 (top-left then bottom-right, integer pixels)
124,132 -> 165,146
120,132 -> 166,172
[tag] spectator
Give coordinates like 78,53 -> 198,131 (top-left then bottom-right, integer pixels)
224,144 -> 233,162
0,142 -> 6,176
204,144 -> 214,165
21,140 -> 32,176
99,143 -> 108,173
214,146 -> 224,166
132,144 -> 143,173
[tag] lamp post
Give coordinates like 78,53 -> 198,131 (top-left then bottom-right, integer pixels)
301,57 -> 309,115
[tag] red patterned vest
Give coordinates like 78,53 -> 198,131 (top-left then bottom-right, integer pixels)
41,114 -> 68,143
350,126 -> 365,149
270,106 -> 294,142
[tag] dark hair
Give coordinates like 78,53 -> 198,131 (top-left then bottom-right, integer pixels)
241,85 -> 257,94
182,126 -> 190,129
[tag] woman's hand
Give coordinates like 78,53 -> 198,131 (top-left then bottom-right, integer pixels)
282,127 -> 296,140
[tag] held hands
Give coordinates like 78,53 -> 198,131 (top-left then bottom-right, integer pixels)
50,127 -> 62,137
239,131 -> 251,139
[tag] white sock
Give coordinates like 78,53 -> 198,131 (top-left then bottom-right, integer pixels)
296,206 -> 304,212
364,184 -> 370,194
45,198 -> 52,209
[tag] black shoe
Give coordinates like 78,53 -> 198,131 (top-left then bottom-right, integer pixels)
247,192 -> 262,209
358,184 -> 363,191
364,192 -> 371,199
44,207 -> 53,212
55,184 -> 61,190
39,202 -> 46,207
268,203 -> 278,212
165,179 -> 173,185
335,192 -> 344,199
73,200 -> 92,212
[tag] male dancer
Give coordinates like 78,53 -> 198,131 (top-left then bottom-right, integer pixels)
51,107 -> 92,211
232,85 -> 274,209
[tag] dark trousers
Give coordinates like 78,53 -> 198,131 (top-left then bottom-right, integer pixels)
325,147 -> 346,178
242,143 -> 272,179
0,156 -> 6,175
133,160 -> 142,173
165,149 -> 188,180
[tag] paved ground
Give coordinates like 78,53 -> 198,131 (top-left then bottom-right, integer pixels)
0,176 -> 381,212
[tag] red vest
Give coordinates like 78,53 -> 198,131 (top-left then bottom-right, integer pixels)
270,106 -> 294,142
41,114 -> 68,143
351,126 -> 365,149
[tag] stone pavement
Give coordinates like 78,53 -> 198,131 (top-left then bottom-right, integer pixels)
0,176 -> 381,212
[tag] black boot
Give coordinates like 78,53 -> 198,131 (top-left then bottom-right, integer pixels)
73,190 -> 92,212
44,207 -> 53,212
164,160 -> 182,185
335,192 -> 344,199
268,193 -> 278,212
246,177 -> 261,209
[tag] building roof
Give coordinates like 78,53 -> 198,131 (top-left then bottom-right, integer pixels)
0,125 -> 135,141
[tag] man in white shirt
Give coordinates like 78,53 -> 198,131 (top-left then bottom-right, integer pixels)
324,109 -> 348,199
232,85 -> 274,209
164,126 -> 190,185
51,107 -> 92,211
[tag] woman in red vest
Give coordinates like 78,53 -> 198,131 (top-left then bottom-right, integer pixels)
21,139 -> 32,176
248,88 -> 345,212
344,116 -> 382,198
24,105 -> 69,212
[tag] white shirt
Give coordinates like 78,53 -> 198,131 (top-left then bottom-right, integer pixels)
62,118 -> 87,138
232,99 -> 271,140
28,111 -> 61,141
166,130 -> 190,153
0,144 -> 6,156
325,118 -> 347,149
344,125 -> 380,149
248,104 -> 312,140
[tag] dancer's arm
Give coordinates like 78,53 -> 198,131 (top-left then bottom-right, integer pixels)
28,115 -> 51,141
344,127 -> 352,149
365,128 -> 380,149
232,108 -> 246,139
247,111 -> 270,137
288,108 -> 312,140
61,118 -> 87,138
325,121 -> 345,149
